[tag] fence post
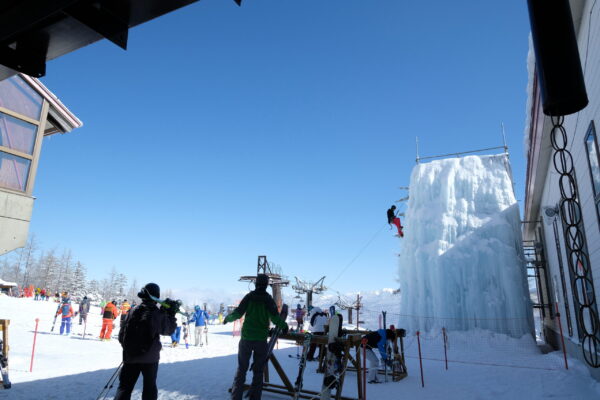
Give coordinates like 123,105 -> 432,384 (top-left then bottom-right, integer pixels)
417,331 -> 424,387
555,303 -> 568,370
362,338 -> 367,400
30,318 -> 39,372
442,327 -> 448,370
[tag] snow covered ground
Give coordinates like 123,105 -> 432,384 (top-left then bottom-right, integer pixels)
1,296 -> 599,399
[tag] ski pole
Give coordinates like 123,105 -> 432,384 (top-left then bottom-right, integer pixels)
417,331 -> 424,388
30,318 -> 39,372
96,362 -> 123,400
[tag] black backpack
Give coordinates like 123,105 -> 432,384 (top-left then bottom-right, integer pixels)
119,304 -> 154,356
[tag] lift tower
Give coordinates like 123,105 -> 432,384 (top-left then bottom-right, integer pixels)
239,255 -> 289,309
292,276 -> 326,309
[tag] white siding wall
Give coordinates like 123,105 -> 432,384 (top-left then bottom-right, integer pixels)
537,0 -> 600,344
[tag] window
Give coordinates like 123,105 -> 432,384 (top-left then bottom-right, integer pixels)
0,151 -> 31,191
0,113 -> 38,154
584,121 -> 600,225
0,76 -> 43,193
0,76 -> 43,120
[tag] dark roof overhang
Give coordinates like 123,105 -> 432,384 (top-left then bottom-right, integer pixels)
0,0 -> 208,80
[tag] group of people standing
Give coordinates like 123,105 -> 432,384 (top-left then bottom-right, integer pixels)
169,305 -> 209,348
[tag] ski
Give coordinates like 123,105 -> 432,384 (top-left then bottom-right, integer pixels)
320,311 -> 342,400
147,294 -> 190,318
0,339 -> 11,389
264,304 -> 289,361
292,332 -> 312,400
50,304 -> 61,332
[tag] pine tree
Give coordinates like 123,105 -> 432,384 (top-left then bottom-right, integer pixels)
127,278 -> 138,301
20,234 -> 39,288
38,249 -> 59,291
71,261 -> 87,297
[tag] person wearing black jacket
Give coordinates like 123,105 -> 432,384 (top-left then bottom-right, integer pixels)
114,283 -> 176,400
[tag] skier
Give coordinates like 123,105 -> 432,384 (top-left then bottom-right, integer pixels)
56,298 -> 74,335
387,205 -> 404,237
114,283 -> 177,400
306,307 -> 327,361
294,304 -> 305,332
171,310 -> 185,347
189,305 -> 208,346
224,274 -> 288,400
362,328 -> 396,383
100,300 -> 119,341
120,299 -> 131,325
78,296 -> 90,325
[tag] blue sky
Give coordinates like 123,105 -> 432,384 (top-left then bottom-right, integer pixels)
29,1 -> 531,300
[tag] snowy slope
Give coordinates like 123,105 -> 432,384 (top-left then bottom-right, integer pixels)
1,296 -> 599,399
398,155 -> 533,336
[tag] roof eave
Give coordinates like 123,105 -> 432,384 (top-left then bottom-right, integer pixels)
19,73 -> 83,134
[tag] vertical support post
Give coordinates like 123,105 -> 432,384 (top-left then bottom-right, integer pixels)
417,331 -> 424,388
356,295 -> 360,331
501,122 -> 509,156
361,338 -> 367,400
442,327 -> 448,370
415,136 -> 420,164
30,318 -> 39,372
555,303 -> 569,370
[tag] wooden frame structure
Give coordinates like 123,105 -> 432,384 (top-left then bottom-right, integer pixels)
0,320 -> 9,389
258,331 -> 405,399
261,332 -> 364,400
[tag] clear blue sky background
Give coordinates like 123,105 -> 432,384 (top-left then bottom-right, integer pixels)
29,0 -> 531,299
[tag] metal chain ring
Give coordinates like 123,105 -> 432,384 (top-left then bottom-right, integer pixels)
551,116 -> 600,368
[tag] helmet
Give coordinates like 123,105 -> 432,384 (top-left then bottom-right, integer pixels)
391,205 -> 396,210
138,283 -> 160,300
194,305 -> 200,311
255,274 -> 269,289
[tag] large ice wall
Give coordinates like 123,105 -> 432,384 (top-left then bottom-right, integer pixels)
397,155 -> 533,336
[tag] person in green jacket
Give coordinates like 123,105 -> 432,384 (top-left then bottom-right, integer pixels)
224,274 -> 288,400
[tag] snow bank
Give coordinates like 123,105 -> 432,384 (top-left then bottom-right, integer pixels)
398,155 -> 533,336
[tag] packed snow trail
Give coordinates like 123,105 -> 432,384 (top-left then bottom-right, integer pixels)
398,154 -> 533,336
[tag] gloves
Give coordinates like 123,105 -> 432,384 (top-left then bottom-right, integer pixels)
281,324 -> 289,335
162,298 -> 182,316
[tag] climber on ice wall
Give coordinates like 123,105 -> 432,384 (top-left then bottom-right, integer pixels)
387,205 -> 404,237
